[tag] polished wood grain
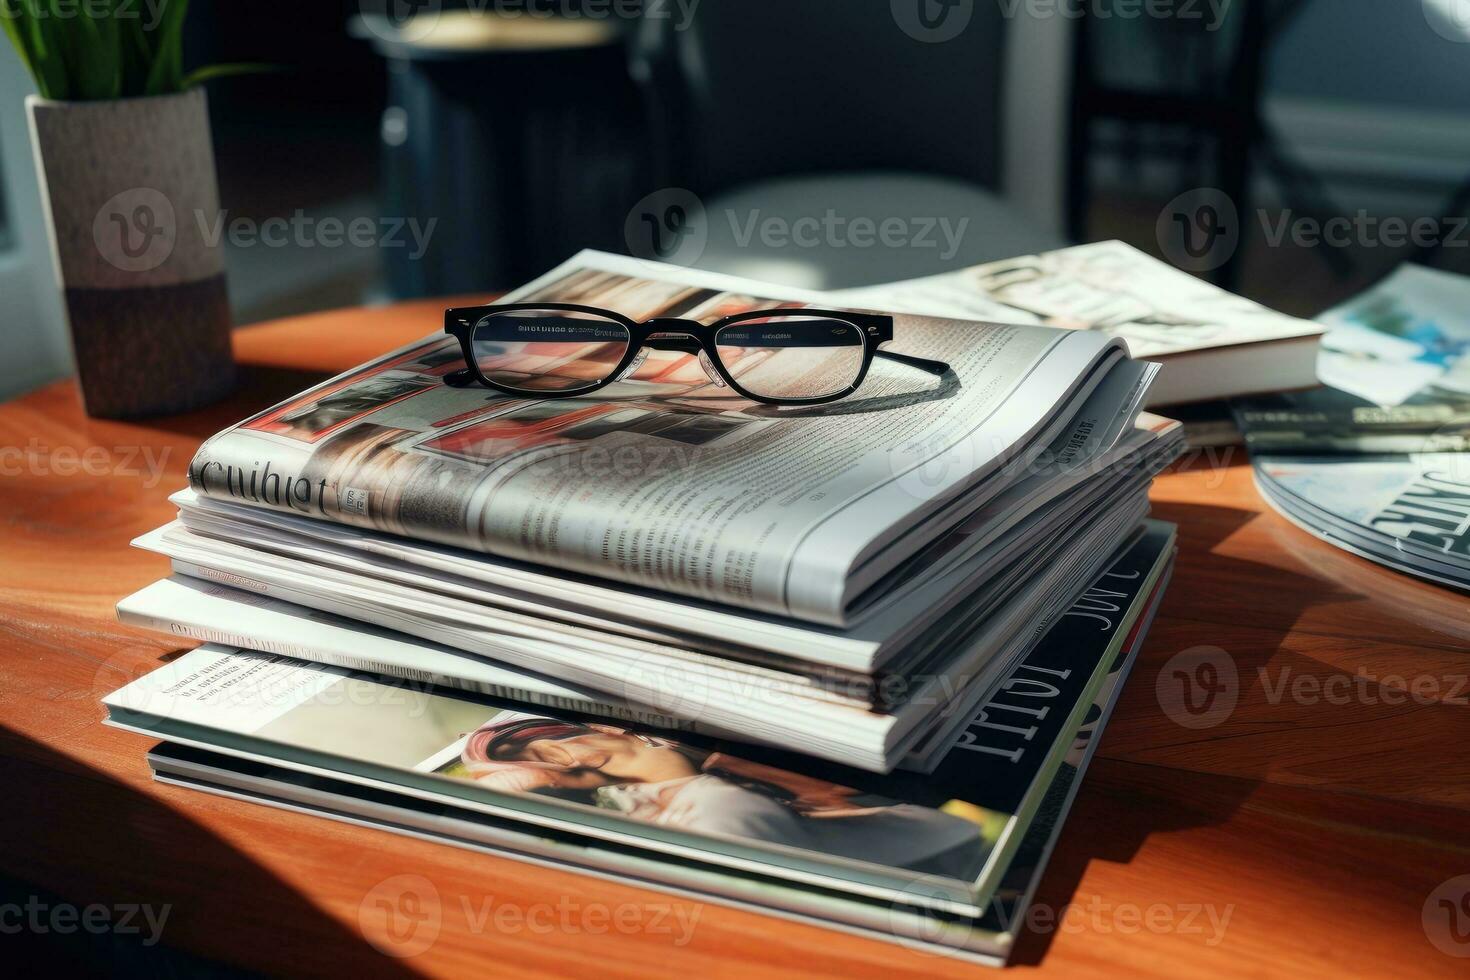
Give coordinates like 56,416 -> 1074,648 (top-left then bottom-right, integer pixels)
2,301 -> 1468,977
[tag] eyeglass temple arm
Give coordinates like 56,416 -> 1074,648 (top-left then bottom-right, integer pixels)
876,349 -> 950,376
444,367 -> 478,387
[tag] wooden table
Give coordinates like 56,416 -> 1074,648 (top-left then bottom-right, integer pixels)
2,301 -> 1468,977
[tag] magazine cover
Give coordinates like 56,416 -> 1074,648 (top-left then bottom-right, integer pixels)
1257,454 -> 1470,563
1236,265 -> 1470,453
1315,264 -> 1470,408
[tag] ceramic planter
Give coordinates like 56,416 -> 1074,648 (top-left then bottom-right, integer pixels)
27,88 -> 235,418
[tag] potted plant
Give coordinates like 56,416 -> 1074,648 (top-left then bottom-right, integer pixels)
2,0 -> 257,418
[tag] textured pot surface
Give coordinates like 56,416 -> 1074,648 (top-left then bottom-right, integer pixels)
28,89 -> 235,418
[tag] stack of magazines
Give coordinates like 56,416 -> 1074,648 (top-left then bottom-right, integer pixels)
1234,264 -> 1470,591
104,252 -> 1183,963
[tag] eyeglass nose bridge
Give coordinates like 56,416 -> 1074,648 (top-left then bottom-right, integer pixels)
616,321 -> 728,388
641,318 -> 704,352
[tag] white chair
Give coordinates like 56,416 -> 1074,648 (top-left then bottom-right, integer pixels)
629,2 -> 1075,290
0,48 -> 70,401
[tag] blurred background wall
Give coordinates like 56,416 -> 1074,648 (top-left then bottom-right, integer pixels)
0,49 -> 70,398
2,0 -> 1468,401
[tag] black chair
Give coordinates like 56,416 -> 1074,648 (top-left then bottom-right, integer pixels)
628,0 -> 1074,289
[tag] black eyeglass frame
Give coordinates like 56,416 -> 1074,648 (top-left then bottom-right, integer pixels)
443,303 -> 950,406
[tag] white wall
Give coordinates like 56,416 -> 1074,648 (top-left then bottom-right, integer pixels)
0,47 -> 72,402
1086,1 -> 1470,216
1269,0 -> 1470,111
1262,0 -> 1470,213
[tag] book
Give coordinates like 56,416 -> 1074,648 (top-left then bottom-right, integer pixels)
829,240 -> 1325,407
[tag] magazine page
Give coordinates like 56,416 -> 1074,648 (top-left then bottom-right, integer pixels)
828,240 -> 1323,360
115,576 -> 720,734
1315,264 -> 1470,407
105,646 -> 1008,908
186,251 -> 1123,624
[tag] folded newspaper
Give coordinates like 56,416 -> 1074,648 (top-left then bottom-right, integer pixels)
185,252 -> 1153,624
119,251 -> 1182,772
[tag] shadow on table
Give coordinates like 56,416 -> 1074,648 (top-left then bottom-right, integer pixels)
1007,498 -> 1367,966
146,365 -> 336,442
1011,494 -> 1470,965
0,724 -> 422,977
1005,758 -> 1261,967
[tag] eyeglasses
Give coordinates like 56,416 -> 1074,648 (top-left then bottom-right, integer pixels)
443,303 -> 950,406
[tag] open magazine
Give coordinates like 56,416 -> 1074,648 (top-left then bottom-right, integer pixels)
830,240 -> 1324,406
186,251 -> 1148,626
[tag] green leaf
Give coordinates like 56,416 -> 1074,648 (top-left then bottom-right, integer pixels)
26,1 -> 70,100
120,12 -> 153,95
143,0 -> 188,95
41,0 -> 75,86
69,2 -> 123,100
0,3 -> 43,93
181,62 -> 274,89
1,0 -> 259,101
